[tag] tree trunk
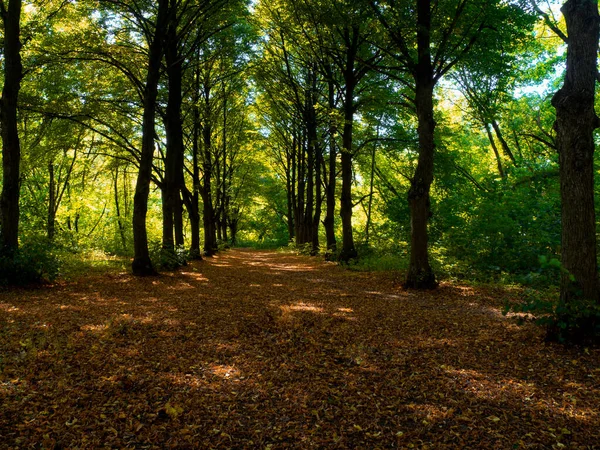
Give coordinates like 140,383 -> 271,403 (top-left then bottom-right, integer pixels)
202,95 -> 218,256
290,134 -> 297,243
162,4 -> 185,263
132,0 -> 168,276
182,186 -> 201,259
184,56 -> 203,260
215,136 -> 223,243
0,0 -> 23,255
485,122 -> 505,178
48,162 -> 56,241
552,0 -> 600,307
114,167 -> 127,252
324,77 -> 337,253
312,141 -> 323,256
221,92 -> 229,245
286,150 -> 295,241
304,111 -> 315,250
174,193 -> 184,248
491,120 -> 517,165
339,83 -> 357,262
405,0 -> 437,289
296,132 -> 307,245
365,142 -> 376,245
338,27 -> 359,263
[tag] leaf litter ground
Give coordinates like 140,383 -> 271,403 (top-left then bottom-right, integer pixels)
0,249 -> 599,449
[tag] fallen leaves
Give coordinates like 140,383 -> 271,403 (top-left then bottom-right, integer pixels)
0,249 -> 599,448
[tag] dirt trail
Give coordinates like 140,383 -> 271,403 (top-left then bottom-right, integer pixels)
0,249 -> 598,448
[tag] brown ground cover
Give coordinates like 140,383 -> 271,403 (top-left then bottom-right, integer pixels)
0,248 -> 599,449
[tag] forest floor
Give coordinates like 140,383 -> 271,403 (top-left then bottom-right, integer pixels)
0,248 -> 599,449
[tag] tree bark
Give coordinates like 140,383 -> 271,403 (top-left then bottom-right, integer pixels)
365,142 -> 376,245
183,55 -> 203,260
114,167 -> 127,251
0,0 -> 23,255
174,193 -> 184,248
286,150 -> 295,241
132,0 -> 168,276
307,69 -> 321,255
312,139 -> 323,256
485,122 -> 505,178
339,94 -> 356,262
552,0 -> 600,305
47,162 -> 56,241
405,0 -> 437,289
338,29 -> 359,262
492,120 -> 517,165
324,77 -> 337,253
163,5 -> 186,263
201,87 -> 218,256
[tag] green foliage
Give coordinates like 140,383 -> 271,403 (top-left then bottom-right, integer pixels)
344,244 -> 409,272
507,289 -> 600,345
148,241 -> 188,270
58,248 -> 129,280
0,239 -> 60,286
505,257 -> 600,345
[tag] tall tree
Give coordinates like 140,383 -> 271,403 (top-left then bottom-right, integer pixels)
0,0 -> 23,254
552,0 -> 600,309
131,0 -> 169,275
371,0 -> 534,288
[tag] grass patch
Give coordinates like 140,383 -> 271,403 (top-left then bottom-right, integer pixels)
58,248 -> 130,280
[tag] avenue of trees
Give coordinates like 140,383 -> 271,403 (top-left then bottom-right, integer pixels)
1,0 -> 599,342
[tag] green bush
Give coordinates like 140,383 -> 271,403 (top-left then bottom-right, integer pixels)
149,241 -> 188,270
505,257 -> 600,345
0,239 -> 60,286
344,243 -> 408,272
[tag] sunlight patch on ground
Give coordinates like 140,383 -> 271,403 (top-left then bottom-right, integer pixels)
210,364 -> 240,379
442,366 -> 535,402
285,302 -> 324,312
80,323 -> 108,332
278,302 -> 325,322
455,286 -> 476,296
408,402 -> 455,423
244,260 -> 317,272
0,380 -> 21,394
364,291 -> 411,300
469,303 -> 509,320
163,318 -> 181,326
0,303 -> 20,313
333,306 -> 357,321
58,304 -> 80,311
167,282 -> 196,291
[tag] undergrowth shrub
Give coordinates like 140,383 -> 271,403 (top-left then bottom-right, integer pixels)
58,248 -> 129,279
235,237 -> 288,249
345,244 -> 408,272
0,239 -> 60,285
504,257 -> 600,345
149,241 -> 188,270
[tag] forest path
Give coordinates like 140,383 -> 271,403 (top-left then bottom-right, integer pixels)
1,248 -> 599,448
